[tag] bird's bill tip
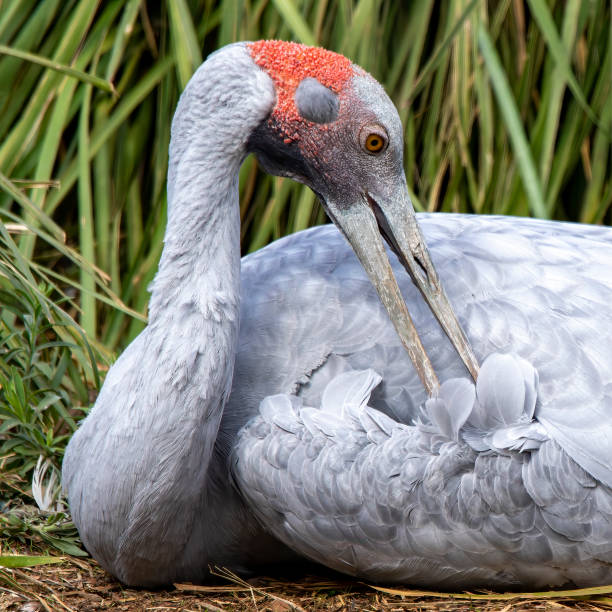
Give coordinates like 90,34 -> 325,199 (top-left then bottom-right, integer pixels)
324,186 -> 480,395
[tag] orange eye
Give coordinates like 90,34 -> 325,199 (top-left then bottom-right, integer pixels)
365,133 -> 385,153
360,125 -> 388,154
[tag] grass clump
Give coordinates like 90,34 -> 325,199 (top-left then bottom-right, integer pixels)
1,228 -> 98,555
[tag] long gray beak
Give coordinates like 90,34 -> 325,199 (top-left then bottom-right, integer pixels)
326,185 -> 479,397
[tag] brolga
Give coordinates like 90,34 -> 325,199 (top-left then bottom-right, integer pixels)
63,41 -> 612,589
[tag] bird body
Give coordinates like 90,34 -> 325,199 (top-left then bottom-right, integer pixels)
63,41 -> 612,589
233,215 -> 612,588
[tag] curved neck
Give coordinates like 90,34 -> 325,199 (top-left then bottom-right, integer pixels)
148,156 -> 242,326
144,44 -> 275,415
149,44 -> 274,323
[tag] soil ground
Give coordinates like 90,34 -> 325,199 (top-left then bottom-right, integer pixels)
2,551 -> 612,612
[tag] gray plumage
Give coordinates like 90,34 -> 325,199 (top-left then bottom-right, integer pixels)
62,41 -> 612,589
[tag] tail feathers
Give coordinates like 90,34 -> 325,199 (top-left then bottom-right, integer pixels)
424,378 -> 474,442
471,353 -> 539,427
321,368 -> 382,417
258,353 -> 548,455
259,368 -> 394,441
420,353 -> 549,453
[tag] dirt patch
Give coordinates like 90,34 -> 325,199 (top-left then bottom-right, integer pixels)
1,554 -> 612,612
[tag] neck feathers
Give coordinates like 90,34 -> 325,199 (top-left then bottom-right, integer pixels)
148,43 -> 275,321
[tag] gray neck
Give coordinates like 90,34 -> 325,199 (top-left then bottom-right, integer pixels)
138,44 -> 277,456
142,43 -> 275,427
147,146 -> 243,329
149,43 -> 275,326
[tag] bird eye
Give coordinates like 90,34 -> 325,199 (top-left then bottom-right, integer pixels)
360,126 -> 388,155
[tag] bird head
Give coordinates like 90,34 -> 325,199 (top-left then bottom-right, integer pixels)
245,41 -> 479,394
247,41 -> 402,217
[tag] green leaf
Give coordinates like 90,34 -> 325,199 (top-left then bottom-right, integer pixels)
526,0 -> 604,132
0,554 -> 63,568
39,536 -> 87,557
270,0 -> 317,46
0,43 -> 115,94
409,0 -> 480,99
478,25 -> 548,218
167,0 -> 203,89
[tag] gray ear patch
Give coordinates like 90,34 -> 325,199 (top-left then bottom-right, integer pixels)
295,77 -> 339,124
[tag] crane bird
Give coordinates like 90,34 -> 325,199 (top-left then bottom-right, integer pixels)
63,41 -> 612,589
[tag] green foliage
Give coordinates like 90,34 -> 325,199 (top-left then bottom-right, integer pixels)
0,293 -> 86,475
0,220 -> 97,552
0,504 -> 85,556
0,554 -> 63,568
0,0 -> 610,554
1,0 -> 610,348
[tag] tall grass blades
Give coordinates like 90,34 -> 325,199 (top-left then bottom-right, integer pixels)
1,1 -> 610,348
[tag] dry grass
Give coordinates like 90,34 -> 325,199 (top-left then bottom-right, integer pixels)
2,548 -> 612,612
